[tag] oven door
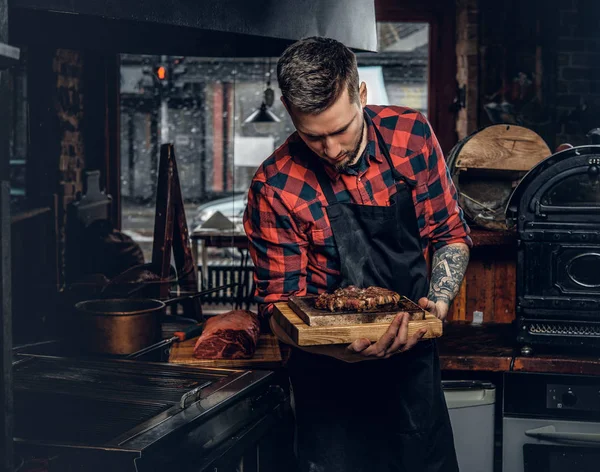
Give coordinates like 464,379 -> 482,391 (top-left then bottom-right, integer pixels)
503,417 -> 600,472
523,443 -> 600,472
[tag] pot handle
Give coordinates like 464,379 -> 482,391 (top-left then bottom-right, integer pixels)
164,283 -> 241,306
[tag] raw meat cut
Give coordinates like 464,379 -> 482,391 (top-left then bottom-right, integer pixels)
314,285 -> 402,312
193,310 -> 260,359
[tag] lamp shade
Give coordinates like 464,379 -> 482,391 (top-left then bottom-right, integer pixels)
243,102 -> 280,124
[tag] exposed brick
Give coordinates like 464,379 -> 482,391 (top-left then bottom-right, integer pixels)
560,11 -> 579,29
587,39 -> 600,52
559,0 -> 577,12
558,53 -> 571,66
559,38 -> 586,51
570,53 -> 595,67
562,67 -> 591,80
557,94 -> 583,107
590,81 -> 600,94
569,80 -> 591,94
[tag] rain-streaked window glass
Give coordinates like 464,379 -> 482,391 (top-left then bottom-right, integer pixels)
357,22 -> 429,115
118,22 -> 429,304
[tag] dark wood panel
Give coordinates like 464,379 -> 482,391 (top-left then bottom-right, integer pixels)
446,229 -> 517,324
470,228 -> 517,247
493,257 -> 516,323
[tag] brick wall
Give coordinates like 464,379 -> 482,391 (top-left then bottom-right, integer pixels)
52,49 -> 85,284
555,0 -> 600,146
455,0 -> 479,140
467,0 -> 599,148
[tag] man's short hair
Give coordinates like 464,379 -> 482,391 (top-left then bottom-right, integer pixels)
277,37 -> 360,114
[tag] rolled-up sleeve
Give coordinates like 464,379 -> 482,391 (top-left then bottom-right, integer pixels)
243,179 -> 308,319
421,119 -> 472,250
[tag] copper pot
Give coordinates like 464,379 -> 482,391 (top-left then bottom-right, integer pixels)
74,284 -> 238,355
74,298 -> 164,355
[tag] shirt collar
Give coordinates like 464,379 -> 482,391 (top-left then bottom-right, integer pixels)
321,110 -> 384,182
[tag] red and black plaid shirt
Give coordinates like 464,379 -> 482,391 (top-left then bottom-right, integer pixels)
243,106 -> 472,317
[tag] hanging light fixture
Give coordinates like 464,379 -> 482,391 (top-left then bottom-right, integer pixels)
244,58 -> 280,125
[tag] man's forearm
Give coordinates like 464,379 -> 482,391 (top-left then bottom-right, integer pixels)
427,243 -> 470,306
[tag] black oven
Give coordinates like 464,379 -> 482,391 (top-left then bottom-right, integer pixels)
506,145 -> 600,353
503,372 -> 600,472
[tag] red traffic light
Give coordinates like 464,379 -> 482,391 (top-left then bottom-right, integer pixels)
156,66 -> 167,80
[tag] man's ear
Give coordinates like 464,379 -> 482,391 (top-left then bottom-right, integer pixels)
359,81 -> 367,108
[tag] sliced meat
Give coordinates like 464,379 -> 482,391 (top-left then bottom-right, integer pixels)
314,285 -> 402,312
193,310 -> 260,359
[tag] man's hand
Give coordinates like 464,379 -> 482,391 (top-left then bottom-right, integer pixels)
347,312 -> 427,358
418,297 -> 449,321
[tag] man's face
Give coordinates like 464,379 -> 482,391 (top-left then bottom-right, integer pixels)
285,82 -> 368,171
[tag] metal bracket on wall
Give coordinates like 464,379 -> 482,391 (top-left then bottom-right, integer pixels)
449,85 -> 466,113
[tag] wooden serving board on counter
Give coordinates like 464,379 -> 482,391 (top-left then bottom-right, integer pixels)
288,294 -> 426,327
273,302 -> 442,346
169,333 -> 283,369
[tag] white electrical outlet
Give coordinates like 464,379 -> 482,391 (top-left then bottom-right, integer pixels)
472,311 -> 483,325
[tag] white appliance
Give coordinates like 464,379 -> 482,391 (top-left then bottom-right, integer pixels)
443,380 -> 496,472
503,372 -> 600,472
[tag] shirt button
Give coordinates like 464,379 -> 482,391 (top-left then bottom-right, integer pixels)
358,177 -> 361,182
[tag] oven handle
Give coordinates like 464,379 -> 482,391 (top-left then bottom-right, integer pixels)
525,425 -> 600,446
537,203 -> 600,215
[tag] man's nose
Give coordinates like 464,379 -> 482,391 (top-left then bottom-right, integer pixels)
322,137 -> 341,159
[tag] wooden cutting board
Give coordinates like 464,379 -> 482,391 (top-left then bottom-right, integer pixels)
169,333 -> 283,369
288,294 -> 426,327
273,302 -> 442,346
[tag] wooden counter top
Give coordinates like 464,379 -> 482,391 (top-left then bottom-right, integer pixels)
15,320 -> 600,375
512,353 -> 600,376
438,321 -> 600,376
438,322 -> 516,372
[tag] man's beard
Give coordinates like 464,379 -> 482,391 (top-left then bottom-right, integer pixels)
334,118 -> 366,172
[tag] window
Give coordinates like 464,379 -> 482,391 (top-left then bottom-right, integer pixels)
357,22 -> 429,115
118,23 -> 430,266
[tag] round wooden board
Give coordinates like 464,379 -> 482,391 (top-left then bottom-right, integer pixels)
455,124 -> 550,172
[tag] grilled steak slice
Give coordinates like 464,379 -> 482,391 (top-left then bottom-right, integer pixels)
193,310 -> 260,359
314,285 -> 402,312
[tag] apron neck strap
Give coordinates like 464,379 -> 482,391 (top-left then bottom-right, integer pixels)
315,162 -> 338,204
315,115 -> 415,205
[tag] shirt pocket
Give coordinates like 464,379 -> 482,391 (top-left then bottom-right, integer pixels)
307,226 -> 339,269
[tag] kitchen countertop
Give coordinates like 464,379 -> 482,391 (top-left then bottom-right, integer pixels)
14,319 -> 600,376
438,321 -> 600,376
438,322 -> 516,372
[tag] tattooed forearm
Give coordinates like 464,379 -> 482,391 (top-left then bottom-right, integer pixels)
428,243 -> 470,306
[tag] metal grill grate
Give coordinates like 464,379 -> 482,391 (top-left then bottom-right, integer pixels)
13,357 -> 224,444
529,322 -> 600,337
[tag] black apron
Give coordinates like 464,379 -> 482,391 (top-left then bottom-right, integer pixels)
287,119 -> 459,472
